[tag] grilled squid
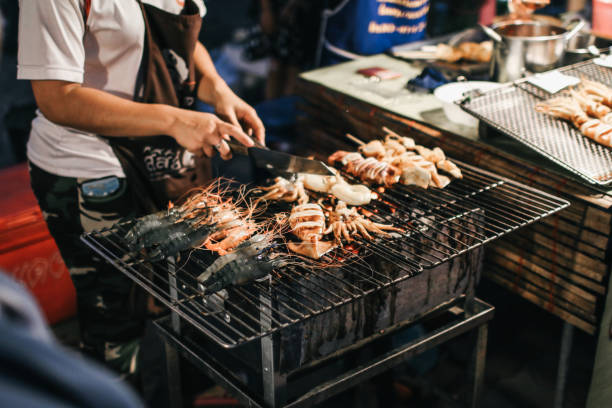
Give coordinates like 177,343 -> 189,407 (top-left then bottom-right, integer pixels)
536,97 -> 612,148
289,203 -> 326,243
303,173 -> 372,206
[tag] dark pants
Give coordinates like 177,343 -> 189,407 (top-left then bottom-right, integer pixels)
28,162 -> 146,380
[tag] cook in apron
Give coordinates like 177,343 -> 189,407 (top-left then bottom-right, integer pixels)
109,0 -> 212,214
317,0 -> 430,66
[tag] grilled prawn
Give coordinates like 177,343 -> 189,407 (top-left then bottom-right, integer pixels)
197,234 -> 289,294
204,204 -> 257,256
123,207 -> 184,249
147,222 -> 218,261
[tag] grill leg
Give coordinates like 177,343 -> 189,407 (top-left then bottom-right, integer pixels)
165,342 -> 183,408
553,322 -> 574,408
260,291 -> 286,407
469,323 -> 488,408
166,256 -> 183,408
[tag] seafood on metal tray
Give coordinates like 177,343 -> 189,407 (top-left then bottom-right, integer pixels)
570,89 -> 612,124
256,176 -> 309,205
580,78 -> 612,109
535,97 -> 612,148
324,201 -> 403,245
303,172 -> 373,206
197,233 -> 290,294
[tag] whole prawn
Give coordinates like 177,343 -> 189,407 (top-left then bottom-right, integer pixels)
197,234 -> 290,294
123,207 -> 185,249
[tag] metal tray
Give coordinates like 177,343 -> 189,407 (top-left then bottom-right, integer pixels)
460,59 -> 612,185
390,28 -> 491,78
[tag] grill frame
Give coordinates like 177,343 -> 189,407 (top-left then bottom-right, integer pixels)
460,59 -> 612,185
81,160 -> 568,349
153,295 -> 495,408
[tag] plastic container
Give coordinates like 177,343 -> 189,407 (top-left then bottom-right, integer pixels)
0,163 -> 76,324
434,81 -> 501,127
593,0 -> 612,39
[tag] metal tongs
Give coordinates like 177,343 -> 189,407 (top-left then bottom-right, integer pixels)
226,139 -> 335,176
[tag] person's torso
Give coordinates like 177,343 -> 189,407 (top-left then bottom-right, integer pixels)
323,0 -> 429,63
27,0 -> 205,179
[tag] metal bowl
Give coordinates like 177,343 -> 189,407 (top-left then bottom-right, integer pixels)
488,19 -> 584,82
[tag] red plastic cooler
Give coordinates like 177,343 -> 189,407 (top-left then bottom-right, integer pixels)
0,163 -> 76,324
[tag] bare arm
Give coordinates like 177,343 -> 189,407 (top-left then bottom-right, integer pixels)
193,42 -> 266,145
31,80 -> 253,159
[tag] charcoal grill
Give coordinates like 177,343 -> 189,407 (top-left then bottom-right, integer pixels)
81,159 -> 568,407
460,58 -> 612,185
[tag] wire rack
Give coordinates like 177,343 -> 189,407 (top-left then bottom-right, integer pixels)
81,161 -> 568,348
460,59 -> 612,185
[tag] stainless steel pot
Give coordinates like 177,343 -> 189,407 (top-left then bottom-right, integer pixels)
485,19 -> 585,82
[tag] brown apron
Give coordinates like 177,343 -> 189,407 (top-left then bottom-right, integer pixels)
109,0 -> 212,214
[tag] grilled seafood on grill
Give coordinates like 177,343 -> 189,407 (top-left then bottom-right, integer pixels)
123,207 -> 185,250
256,176 -> 309,204
535,97 -> 612,148
324,201 -> 403,245
287,203 -> 336,259
147,221 -> 218,261
197,234 -> 290,294
203,204 -> 258,256
330,128 -> 462,188
286,241 -> 336,259
328,151 -> 401,186
303,172 -> 373,206
329,182 -> 372,206
289,203 -> 326,242
302,173 -> 338,193
383,126 -> 416,150
358,140 -> 386,159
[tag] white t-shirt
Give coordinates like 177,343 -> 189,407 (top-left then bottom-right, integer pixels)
17,0 -> 206,179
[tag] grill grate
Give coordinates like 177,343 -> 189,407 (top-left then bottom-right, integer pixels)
461,59 -> 612,185
82,161 -> 568,348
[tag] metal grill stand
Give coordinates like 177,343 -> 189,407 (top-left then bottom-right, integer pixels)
80,155 -> 568,407
156,294 -> 494,408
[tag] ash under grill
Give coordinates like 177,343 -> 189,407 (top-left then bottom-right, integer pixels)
81,161 -> 567,349
460,59 -> 612,185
